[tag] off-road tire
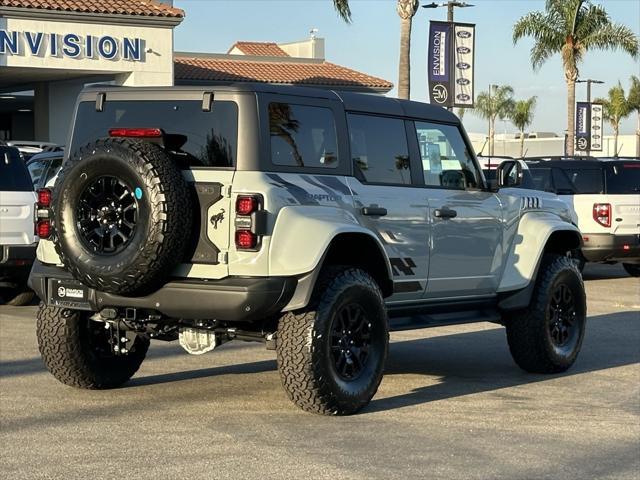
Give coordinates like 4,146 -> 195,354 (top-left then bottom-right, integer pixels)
568,249 -> 586,272
53,138 -> 192,295
276,267 -> 388,415
622,263 -> 640,277
505,254 -> 586,374
3,289 -> 35,306
36,305 -> 149,389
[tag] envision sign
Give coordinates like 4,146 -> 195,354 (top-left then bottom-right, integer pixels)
0,30 -> 144,62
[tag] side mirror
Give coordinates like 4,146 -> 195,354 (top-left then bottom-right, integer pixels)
496,160 -> 523,188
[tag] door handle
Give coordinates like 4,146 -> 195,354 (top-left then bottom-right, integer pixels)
433,208 -> 457,219
361,206 -> 388,216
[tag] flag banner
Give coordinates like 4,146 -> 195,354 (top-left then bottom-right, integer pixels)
590,103 -> 603,151
453,23 -> 475,108
576,101 -> 590,151
428,21 -> 453,106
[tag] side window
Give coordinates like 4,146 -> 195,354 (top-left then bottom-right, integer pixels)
27,159 -> 47,187
347,114 -> 411,185
269,103 -> 338,168
551,168 -> 576,194
414,122 -> 481,189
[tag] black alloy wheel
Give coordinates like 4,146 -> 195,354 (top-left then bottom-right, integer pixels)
76,176 -> 138,255
547,283 -> 579,351
330,303 -> 372,381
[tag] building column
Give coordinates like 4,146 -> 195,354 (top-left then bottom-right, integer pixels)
33,83 -> 50,142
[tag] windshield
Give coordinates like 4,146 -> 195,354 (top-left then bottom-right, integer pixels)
606,163 -> 640,194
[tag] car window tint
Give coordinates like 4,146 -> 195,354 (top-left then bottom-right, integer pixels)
44,156 -> 64,186
348,114 -> 410,185
551,168 -> 576,194
606,163 -> 640,194
527,168 -> 554,192
562,168 -> 603,194
0,147 -> 33,191
27,159 -> 48,187
71,100 -> 238,168
414,121 -> 480,189
269,103 -> 338,169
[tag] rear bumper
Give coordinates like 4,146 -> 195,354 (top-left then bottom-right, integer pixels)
29,261 -> 297,322
581,233 -> 640,263
0,244 -> 37,285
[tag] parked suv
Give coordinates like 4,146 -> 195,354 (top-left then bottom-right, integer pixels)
0,145 -> 38,305
525,157 -> 640,276
30,85 -> 586,415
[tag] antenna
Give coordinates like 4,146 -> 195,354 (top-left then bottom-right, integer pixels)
310,28 -> 319,39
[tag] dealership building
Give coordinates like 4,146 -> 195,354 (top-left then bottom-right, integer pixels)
0,0 -> 392,145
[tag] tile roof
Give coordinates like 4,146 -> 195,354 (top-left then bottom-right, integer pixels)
0,0 -> 184,17
228,42 -> 289,57
174,56 -> 393,91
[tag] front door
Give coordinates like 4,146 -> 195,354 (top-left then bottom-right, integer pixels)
412,121 -> 503,299
346,114 -> 429,302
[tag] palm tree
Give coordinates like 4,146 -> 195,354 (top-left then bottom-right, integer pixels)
595,82 -> 633,157
474,85 -> 515,156
510,97 -> 537,158
513,0 -> 639,156
396,0 -> 420,99
628,76 -> 640,157
332,0 -> 351,22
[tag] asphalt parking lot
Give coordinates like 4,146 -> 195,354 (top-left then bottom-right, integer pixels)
1,264 -> 638,480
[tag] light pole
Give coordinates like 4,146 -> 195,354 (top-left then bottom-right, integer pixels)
423,1 -> 475,111
576,78 -> 604,156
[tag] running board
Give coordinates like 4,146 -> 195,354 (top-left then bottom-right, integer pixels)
388,309 -> 502,332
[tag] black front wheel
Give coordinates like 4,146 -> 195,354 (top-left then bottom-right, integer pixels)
276,267 -> 388,415
505,255 -> 586,373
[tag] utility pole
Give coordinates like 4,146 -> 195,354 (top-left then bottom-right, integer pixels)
423,1 -> 474,112
576,78 -> 604,156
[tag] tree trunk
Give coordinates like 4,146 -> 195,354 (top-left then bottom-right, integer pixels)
520,128 -> 525,158
398,17 -> 412,100
489,116 -> 495,156
614,124 -> 619,157
636,112 -> 640,158
566,78 -> 576,156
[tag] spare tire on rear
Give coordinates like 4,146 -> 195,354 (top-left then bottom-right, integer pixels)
53,138 -> 193,296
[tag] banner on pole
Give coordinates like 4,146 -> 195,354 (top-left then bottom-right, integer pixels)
428,21 -> 476,108
576,101 -> 590,151
590,103 -> 603,151
453,23 -> 475,108
427,21 -> 453,106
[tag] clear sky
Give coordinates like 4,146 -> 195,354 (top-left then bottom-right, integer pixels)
173,0 -> 640,135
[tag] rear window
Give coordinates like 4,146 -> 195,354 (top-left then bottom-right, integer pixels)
606,163 -> 640,194
71,100 -> 238,168
561,168 -> 604,194
269,103 -> 338,169
0,147 -> 33,191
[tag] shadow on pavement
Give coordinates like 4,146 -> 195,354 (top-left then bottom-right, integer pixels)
582,263 -> 630,281
367,311 -> 638,413
2,312 -> 637,417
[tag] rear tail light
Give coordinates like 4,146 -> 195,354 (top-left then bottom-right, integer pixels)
236,196 -> 259,216
234,194 -> 263,250
235,230 -> 257,249
593,203 -> 611,228
108,128 -> 163,138
37,188 -> 52,208
37,219 -> 52,238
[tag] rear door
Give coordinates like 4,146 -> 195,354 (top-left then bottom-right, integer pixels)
411,121 -> 503,298
345,113 -> 430,302
0,147 -> 37,246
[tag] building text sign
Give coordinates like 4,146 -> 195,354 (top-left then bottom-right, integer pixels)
0,30 -> 145,62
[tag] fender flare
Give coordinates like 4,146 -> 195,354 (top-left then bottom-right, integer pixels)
269,206 -> 392,310
498,212 -> 582,310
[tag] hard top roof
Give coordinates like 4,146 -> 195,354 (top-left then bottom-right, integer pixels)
526,156 -> 640,167
81,83 -> 459,124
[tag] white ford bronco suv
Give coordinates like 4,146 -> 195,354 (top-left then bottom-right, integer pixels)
30,85 -> 586,415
